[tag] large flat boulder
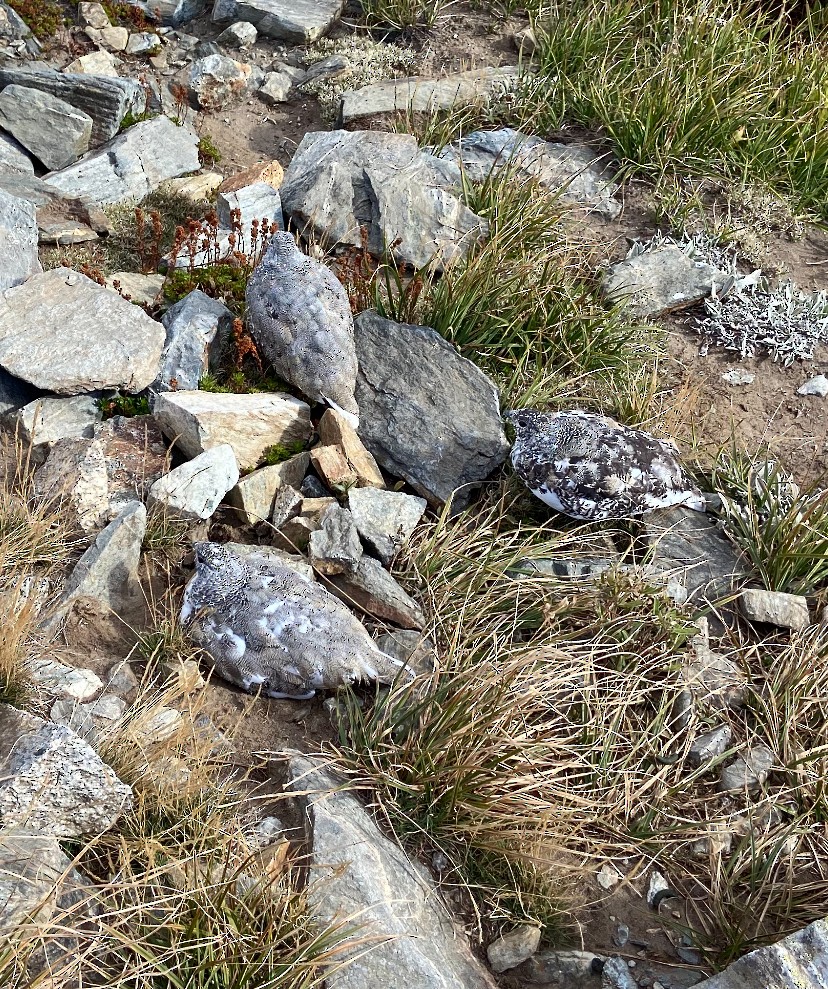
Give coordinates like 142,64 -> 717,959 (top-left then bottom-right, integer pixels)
214,0 -> 344,42
353,311 -> 509,510
44,116 -> 200,207
341,67 -> 521,124
0,85 -> 93,171
280,130 -> 485,270
0,704 -> 132,837
0,66 -> 144,145
153,389 -> 312,470
287,755 -> 497,989
0,188 -> 40,291
0,267 -> 165,393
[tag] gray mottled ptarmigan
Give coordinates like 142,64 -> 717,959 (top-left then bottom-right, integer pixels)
181,542 -> 412,699
245,231 -> 360,428
506,409 -> 705,520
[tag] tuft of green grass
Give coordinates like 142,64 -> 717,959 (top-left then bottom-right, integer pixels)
707,448 -> 828,594
260,442 -> 307,467
358,0 -> 448,30
164,265 -> 248,313
198,135 -> 223,168
98,393 -> 152,420
525,0 -> 828,219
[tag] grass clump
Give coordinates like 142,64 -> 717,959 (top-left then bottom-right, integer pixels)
198,135 -> 223,168
165,264 -> 248,311
97,393 -> 152,420
526,0 -> 828,219
358,0 -> 447,29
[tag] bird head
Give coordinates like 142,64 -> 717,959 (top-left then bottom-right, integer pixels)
192,542 -> 251,601
504,409 -> 543,435
263,230 -> 300,268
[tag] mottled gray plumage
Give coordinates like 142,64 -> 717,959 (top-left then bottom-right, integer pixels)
507,409 -> 705,520
181,542 -> 410,699
245,231 -> 359,426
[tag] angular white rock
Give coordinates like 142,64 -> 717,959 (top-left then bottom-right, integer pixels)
16,395 -> 101,447
153,389 -> 312,470
149,444 -> 239,520
740,588 -> 810,630
798,374 -> 828,398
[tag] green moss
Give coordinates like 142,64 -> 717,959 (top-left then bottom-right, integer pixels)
97,393 -> 152,420
260,441 -> 307,466
164,265 -> 248,313
120,109 -> 157,131
197,135 -> 223,168
199,368 -> 293,396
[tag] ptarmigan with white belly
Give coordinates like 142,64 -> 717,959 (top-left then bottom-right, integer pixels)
181,542 -> 411,699
506,409 -> 705,520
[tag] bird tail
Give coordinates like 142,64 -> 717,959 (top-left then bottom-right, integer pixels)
370,651 -> 417,687
322,395 -> 359,431
683,489 -> 707,512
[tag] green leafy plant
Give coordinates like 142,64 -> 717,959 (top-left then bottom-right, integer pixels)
359,0 -> 448,30
8,0 -> 64,37
97,393 -> 152,420
197,135 -> 223,168
260,442 -> 308,467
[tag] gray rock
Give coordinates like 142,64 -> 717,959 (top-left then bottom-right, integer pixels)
258,69 -> 294,103
341,66 -> 521,124
124,0 -> 206,25
55,501 -> 146,617
16,395 -> 101,448
156,289 -> 233,391
43,116 -> 200,207
104,659 -> 140,699
269,483 -> 304,529
227,452 -> 310,525
308,504 -> 363,575
107,271 -> 166,306
153,389 -> 312,470
50,693 -> 128,742
0,267 -> 165,393
0,704 -> 132,836
0,366 -> 37,415
0,832 -> 97,984
79,2 -> 112,28
798,373 -> 828,397
29,659 -> 103,702
347,487 -> 427,565
374,629 -> 436,676
215,0 -> 343,42
0,66 -> 144,145
287,754 -> 497,989
488,926 -> 542,973
281,130 -> 485,271
353,311 -> 509,511
601,958 -> 638,989
100,26 -> 130,50
188,53 -> 260,110
65,48 -> 122,74
682,627 -> 747,711
148,444 -> 239,520
302,53 -> 348,84
717,744 -> 775,793
125,31 -> 163,55
601,245 -> 729,320
216,180 -> 283,235
689,724 -> 732,767
436,128 -> 620,219
0,1 -> 31,42
329,555 -> 425,629
642,506 -> 747,613
740,588 -> 810,629
217,20 -> 258,46
693,917 -> 828,988
0,188 -> 40,291
722,368 -> 755,386
0,130 -> 34,175
301,474 -> 329,498
0,85 -> 93,171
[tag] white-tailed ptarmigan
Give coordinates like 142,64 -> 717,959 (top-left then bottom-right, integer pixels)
181,542 -> 411,699
506,409 -> 705,520
245,231 -> 360,427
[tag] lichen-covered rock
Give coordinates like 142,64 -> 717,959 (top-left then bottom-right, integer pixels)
16,395 -> 101,448
0,187 -> 40,291
0,704 -> 132,836
347,487 -> 427,565
188,53 -> 260,110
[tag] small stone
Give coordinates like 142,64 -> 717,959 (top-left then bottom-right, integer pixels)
721,368 -> 755,386
218,159 -> 283,194
302,53 -> 349,83
601,957 -> 638,989
301,474 -> 329,499
216,179 -> 283,232
682,630 -> 747,711
254,815 -> 285,844
153,389 -> 312,470
270,484 -> 304,528
155,289 -> 234,392
797,373 -> 828,397
647,870 -> 677,910
301,497 -> 337,522
487,925 -> 541,973
272,515 -> 315,552
375,629 -> 437,676
78,2 -> 112,28
318,408 -> 384,488
613,924 -> 630,948
308,504 -> 363,575
717,744 -> 774,793
100,25 -> 130,50
347,486 -> 427,565
188,53 -> 259,110
125,31 -> 163,55
308,444 -> 358,491
217,20 -> 258,47
148,444 -> 239,521
258,69 -> 294,104
105,659 -> 139,699
29,659 -> 103,702
163,171 -> 224,200
689,724 -> 732,767
328,555 -> 425,629
740,588 -> 810,630
228,452 -> 309,525
597,862 -> 623,890
64,49 -> 122,74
